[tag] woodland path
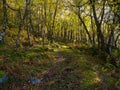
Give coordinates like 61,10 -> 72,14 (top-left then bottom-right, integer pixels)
38,46 -> 112,90
10,46 -> 118,90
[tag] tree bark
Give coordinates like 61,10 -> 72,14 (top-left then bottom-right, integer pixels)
0,0 -> 7,43
107,28 -> 114,54
77,13 -> 92,44
115,33 -> 120,47
50,0 -> 59,43
90,0 -> 106,50
16,0 -> 31,47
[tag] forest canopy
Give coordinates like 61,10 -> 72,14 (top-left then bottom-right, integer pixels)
0,0 -> 119,50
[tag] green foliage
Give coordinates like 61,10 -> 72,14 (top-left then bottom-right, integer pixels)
106,48 -> 120,67
116,79 -> 120,87
0,42 -> 7,48
0,70 -> 5,78
7,22 -> 17,28
92,65 -> 99,71
90,46 -> 99,53
51,42 -> 60,48
112,48 -> 120,56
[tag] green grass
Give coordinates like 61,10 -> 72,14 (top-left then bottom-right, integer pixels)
0,44 -> 56,88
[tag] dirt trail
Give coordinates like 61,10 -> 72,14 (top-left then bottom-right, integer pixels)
39,47 -> 119,90
19,47 -> 118,90
39,48 -> 65,77
38,48 -> 103,90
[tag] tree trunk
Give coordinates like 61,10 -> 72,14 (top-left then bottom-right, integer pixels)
78,13 -> 92,44
16,0 -> 31,47
107,28 -> 114,54
27,25 -> 32,46
16,19 -> 22,47
50,0 -> 59,43
90,14 -> 95,46
0,0 -> 7,43
115,33 -> 120,47
90,0 -> 106,50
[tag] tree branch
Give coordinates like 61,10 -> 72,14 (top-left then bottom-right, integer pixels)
6,2 -> 19,11
100,0 -> 106,25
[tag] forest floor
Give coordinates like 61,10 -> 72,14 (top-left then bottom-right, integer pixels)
38,45 -> 119,90
0,44 -> 120,90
